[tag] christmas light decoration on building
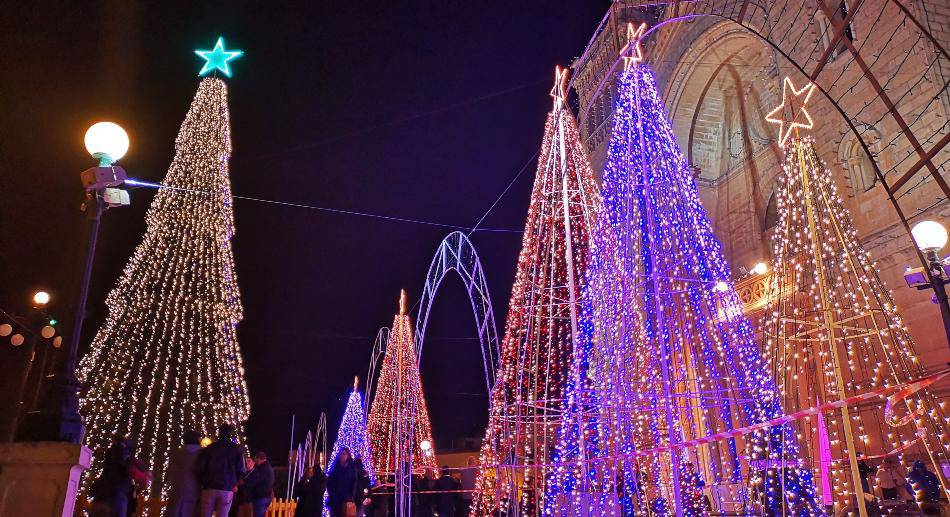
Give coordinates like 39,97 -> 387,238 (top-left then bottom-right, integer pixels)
762,76 -> 950,516
78,71 -> 249,497
474,65 -> 600,515
366,290 -> 437,480
547,34 -> 821,515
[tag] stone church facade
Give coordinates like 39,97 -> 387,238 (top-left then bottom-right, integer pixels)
572,0 -> 950,377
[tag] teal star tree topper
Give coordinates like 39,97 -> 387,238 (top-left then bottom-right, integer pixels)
194,37 -> 243,77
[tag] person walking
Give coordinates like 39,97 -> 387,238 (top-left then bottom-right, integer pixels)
241,452 -> 275,517
89,436 -> 134,517
327,448 -> 358,517
908,460 -> 942,513
415,468 -> 437,517
354,458 -> 372,517
167,430 -> 203,517
434,465 -> 460,517
195,423 -> 246,517
459,457 -> 476,516
294,465 -> 327,517
876,457 -> 909,502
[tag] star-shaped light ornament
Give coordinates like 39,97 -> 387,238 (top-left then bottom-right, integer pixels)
621,22 -> 648,71
765,77 -> 817,147
194,37 -> 244,77
549,65 -> 569,110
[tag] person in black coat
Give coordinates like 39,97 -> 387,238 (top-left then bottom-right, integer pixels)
294,465 -> 327,517
354,458 -> 372,516
327,448 -> 358,517
434,466 -> 460,517
241,452 -> 275,517
195,424 -> 246,517
90,436 -> 134,517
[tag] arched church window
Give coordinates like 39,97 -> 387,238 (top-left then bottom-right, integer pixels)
764,190 -> 778,230
815,1 -> 855,61
839,136 -> 877,192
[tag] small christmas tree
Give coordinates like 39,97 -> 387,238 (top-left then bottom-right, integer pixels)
762,77 -> 950,514
474,65 -> 600,515
323,379 -> 376,515
327,378 -> 377,481
78,38 -> 249,497
547,25 -> 821,516
366,290 -> 437,479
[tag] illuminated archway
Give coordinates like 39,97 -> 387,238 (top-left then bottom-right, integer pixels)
414,231 -> 500,393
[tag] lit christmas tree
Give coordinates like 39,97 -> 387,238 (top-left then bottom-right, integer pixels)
327,378 -> 377,482
323,378 -> 377,515
761,77 -> 950,515
78,39 -> 249,497
474,65 -> 600,515
547,25 -> 822,516
366,290 -> 437,479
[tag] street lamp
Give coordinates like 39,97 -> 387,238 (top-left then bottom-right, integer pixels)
84,122 -> 129,166
27,122 -> 130,443
904,220 -> 950,349
32,291 -> 50,307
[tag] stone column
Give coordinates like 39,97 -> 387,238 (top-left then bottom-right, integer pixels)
0,442 -> 92,517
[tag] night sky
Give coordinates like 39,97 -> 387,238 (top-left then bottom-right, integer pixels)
0,1 -> 609,460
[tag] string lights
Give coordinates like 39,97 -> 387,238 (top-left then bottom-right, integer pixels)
78,76 -> 250,498
546,51 -> 821,514
474,65 -> 600,515
327,378 -> 377,482
323,378 -> 376,515
762,77 -> 950,515
366,290 -> 437,478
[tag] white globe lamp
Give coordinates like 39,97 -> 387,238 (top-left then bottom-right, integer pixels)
912,220 -> 948,253
752,262 -> 769,275
33,290 -> 50,307
84,122 -> 129,166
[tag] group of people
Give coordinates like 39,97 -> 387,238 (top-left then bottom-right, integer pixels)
844,456 -> 945,515
293,447 -> 373,517
90,423 -> 275,517
297,451 -> 477,517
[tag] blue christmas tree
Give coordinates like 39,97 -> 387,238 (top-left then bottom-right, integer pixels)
327,379 -> 377,483
546,26 -> 823,516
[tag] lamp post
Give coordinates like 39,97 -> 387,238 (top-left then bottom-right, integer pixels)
906,220 -> 950,349
26,122 -> 130,443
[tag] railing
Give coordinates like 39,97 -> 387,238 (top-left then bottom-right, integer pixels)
733,272 -> 772,314
74,495 -> 297,516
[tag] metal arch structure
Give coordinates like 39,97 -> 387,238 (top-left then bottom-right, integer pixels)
414,231 -> 500,394
364,327 -> 390,413
573,0 -> 950,277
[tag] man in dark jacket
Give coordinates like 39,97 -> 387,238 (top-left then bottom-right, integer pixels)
242,452 -> 275,517
434,466 -> 460,517
168,430 -> 202,517
196,423 -> 246,517
294,465 -> 327,517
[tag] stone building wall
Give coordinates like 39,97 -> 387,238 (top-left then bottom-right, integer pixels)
572,0 -> 950,373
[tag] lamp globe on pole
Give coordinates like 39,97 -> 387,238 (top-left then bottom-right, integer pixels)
32,291 -> 50,307
84,122 -> 129,166
911,220 -> 948,255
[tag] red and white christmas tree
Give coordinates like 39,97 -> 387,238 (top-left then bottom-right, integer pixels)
474,66 -> 600,515
366,290 -> 437,479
